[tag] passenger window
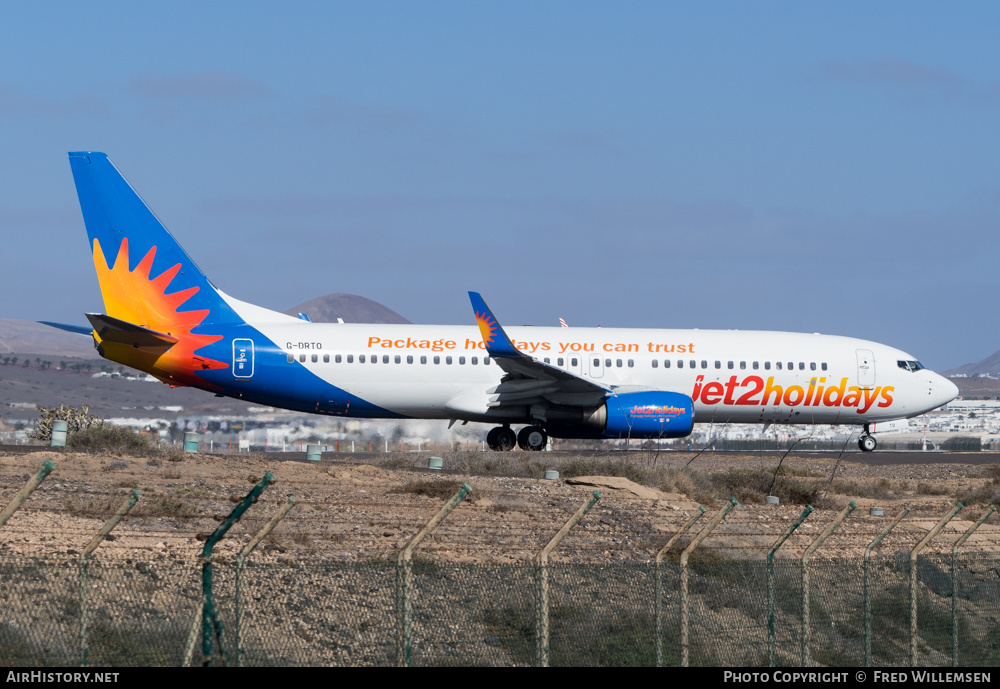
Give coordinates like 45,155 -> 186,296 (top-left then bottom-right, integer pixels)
776,361 -> 782,370
420,356 -> 427,364
471,357 -> 478,365
287,354 -> 294,363
311,354 -> 318,363
593,358 -> 600,367
571,358 -> 578,366
664,359 -> 670,368
689,360 -> 695,368
383,355 -> 389,364
701,360 -> 707,369
799,362 -> 804,370
821,363 -> 827,371
445,356 -> 452,364
484,357 -> 490,365
336,354 -> 342,363
616,359 -> 622,367
728,361 -> 734,370
544,357 -> 550,364
678,360 -> 684,369
459,356 -> 466,364
810,362 -> 816,371
371,356 -> 377,364
407,355 -> 413,364
764,362 -> 770,370
752,361 -> 758,370
715,361 -> 721,369
740,361 -> 746,370
628,359 -> 634,368
394,355 -> 401,364
434,356 -> 441,364
558,358 -> 564,366
652,360 -> 658,368
606,359 -> 612,367
347,354 -> 354,363
299,354 -> 306,363
323,354 -> 330,363
788,362 -> 793,370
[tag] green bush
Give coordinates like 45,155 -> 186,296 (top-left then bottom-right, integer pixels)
28,403 -> 102,442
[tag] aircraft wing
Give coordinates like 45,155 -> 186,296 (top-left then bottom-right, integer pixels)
468,292 -> 609,409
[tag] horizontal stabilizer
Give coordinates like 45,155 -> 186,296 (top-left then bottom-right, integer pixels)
85,313 -> 179,348
38,321 -> 93,336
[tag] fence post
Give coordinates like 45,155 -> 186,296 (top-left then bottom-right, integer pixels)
910,502 -> 962,667
0,460 -> 54,529
534,490 -> 601,668
396,483 -> 471,667
200,472 -> 275,667
235,496 -> 297,667
864,506 -> 910,667
801,501 -> 856,667
680,497 -> 737,667
655,506 -> 706,667
768,504 -> 814,667
951,504 -> 995,667
80,489 -> 140,666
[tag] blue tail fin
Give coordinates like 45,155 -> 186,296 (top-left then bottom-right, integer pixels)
68,152 -> 242,327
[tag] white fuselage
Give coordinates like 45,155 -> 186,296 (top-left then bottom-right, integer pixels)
241,318 -> 958,426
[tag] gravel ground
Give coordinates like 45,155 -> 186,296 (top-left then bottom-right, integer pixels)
1,448 -> 999,566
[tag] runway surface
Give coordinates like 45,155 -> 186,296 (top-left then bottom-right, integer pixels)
3,444 -> 998,465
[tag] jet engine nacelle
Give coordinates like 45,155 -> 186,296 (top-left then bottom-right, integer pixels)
590,390 -> 694,439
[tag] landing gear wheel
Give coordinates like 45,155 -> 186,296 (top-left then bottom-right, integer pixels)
495,426 -> 517,452
858,435 -> 877,453
517,426 -> 548,451
486,427 -> 501,451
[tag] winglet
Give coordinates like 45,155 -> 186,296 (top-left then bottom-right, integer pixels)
468,292 -> 522,358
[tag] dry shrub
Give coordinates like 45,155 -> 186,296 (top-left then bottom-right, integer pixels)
391,479 -> 470,501
131,496 -> 198,519
69,424 -> 184,460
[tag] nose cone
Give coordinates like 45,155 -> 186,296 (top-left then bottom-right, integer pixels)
930,373 -> 959,410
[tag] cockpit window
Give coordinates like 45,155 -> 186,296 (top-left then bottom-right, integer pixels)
897,360 -> 925,372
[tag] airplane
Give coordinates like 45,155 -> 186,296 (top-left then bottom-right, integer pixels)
54,152 -> 959,453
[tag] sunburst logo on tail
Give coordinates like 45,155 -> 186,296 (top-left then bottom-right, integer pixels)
93,237 -> 227,383
475,310 -> 497,346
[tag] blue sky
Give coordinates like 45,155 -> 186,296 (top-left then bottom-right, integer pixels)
1,2 -> 997,369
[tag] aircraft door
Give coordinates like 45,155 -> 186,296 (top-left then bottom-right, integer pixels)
856,349 -> 875,390
233,339 -> 254,379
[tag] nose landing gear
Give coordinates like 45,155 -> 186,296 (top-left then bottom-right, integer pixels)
858,423 -> 877,452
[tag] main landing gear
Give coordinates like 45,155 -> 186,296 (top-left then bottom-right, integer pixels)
517,426 -> 548,452
858,423 -> 877,453
486,426 -> 516,452
486,425 -> 547,451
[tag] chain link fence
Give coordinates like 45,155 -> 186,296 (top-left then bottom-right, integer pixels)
1,552 -> 999,667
